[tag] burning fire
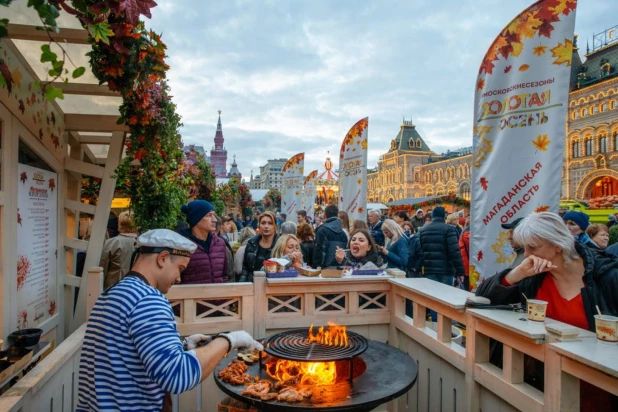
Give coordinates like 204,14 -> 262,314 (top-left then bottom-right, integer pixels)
308,322 -> 349,346
266,359 -> 337,386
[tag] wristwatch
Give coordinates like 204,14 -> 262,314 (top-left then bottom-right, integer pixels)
215,332 -> 232,354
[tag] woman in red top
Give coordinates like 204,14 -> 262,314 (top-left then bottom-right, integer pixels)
477,212 -> 618,411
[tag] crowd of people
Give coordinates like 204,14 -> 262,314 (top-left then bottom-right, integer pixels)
84,201 -> 618,410
97,201 -> 618,303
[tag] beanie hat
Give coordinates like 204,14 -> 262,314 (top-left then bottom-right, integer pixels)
609,214 -> 617,222
181,200 -> 215,229
562,210 -> 590,231
432,206 -> 446,219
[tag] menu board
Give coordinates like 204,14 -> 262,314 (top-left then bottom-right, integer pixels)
16,164 -> 58,329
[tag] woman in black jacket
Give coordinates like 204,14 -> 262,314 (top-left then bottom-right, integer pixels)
239,211 -> 279,282
477,212 -> 618,330
297,222 -> 315,266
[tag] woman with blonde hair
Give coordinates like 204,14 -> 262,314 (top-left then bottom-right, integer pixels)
240,211 -> 279,282
271,234 -> 304,266
379,219 -> 409,271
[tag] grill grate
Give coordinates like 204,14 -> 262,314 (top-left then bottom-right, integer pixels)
263,328 -> 368,361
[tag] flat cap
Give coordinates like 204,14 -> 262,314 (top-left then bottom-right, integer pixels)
137,229 -> 197,257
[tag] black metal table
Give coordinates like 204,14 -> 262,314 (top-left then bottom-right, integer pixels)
214,340 -> 418,412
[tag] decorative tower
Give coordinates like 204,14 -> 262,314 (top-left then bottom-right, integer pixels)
210,110 -> 228,178
227,155 -> 242,179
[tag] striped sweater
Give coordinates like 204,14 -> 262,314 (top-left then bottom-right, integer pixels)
76,275 -> 201,411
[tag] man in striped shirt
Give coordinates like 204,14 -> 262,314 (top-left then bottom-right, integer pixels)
77,229 -> 262,411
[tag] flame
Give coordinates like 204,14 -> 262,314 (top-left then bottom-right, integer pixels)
266,359 -> 337,386
307,322 -> 349,346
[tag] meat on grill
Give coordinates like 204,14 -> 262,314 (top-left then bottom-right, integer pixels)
218,360 -> 251,385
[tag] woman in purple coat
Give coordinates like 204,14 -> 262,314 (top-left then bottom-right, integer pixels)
178,200 -> 229,284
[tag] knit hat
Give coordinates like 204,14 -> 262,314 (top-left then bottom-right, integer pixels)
562,210 -> 590,231
609,214 -> 617,222
181,200 -> 215,228
432,206 -> 446,219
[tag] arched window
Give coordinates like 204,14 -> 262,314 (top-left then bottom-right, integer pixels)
436,187 -> 445,196
460,183 -> 471,201
599,134 -> 608,153
613,131 -> 618,151
585,138 -> 593,156
416,139 -> 422,148
581,108 -> 587,117
572,140 -> 579,158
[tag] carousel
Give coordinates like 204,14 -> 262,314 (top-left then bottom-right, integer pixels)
315,155 -> 339,206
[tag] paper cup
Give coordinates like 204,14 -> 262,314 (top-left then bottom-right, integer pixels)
263,261 -> 278,273
527,299 -> 548,322
594,315 -> 618,343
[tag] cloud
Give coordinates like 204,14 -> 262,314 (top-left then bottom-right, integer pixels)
149,0 -> 609,177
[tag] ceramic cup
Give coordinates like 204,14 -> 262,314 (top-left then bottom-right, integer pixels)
527,299 -> 548,322
594,315 -> 618,343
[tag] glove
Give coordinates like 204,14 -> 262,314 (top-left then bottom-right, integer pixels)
184,334 -> 212,350
218,331 -> 264,354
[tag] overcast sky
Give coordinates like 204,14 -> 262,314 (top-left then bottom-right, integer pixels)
148,0 -> 613,178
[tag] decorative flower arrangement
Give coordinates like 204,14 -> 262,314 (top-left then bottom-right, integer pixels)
263,188 -> 282,211
388,194 -> 470,213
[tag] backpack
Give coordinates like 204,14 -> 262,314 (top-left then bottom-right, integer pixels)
405,234 -> 423,276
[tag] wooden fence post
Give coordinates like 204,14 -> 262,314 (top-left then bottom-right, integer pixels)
86,267 -> 103,319
253,271 -> 266,339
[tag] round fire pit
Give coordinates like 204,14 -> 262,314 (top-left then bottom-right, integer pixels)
213,340 -> 418,412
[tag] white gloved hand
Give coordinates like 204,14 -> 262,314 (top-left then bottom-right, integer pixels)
184,334 -> 212,350
218,331 -> 264,354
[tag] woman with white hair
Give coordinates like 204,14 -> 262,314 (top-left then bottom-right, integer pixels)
379,219 -> 409,271
477,212 -> 618,330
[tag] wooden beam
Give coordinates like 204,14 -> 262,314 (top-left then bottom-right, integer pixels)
65,158 -> 104,179
74,132 -> 125,328
64,199 -> 96,215
7,23 -> 89,44
50,82 -> 120,97
64,275 -> 82,288
65,114 -> 129,132
76,135 -> 112,144
64,236 -> 88,251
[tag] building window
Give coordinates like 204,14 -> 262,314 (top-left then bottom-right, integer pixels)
614,131 -> 618,151
585,138 -> 593,156
600,135 -> 608,153
572,141 -> 579,158
581,108 -> 587,117
416,139 -> 421,148
460,183 -> 471,201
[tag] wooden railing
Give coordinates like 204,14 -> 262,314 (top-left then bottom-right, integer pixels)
2,270 -> 617,412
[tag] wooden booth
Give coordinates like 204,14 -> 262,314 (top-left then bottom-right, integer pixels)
0,3 -> 125,381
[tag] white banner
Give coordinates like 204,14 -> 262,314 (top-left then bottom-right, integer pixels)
281,153 -> 305,224
302,170 -> 318,220
470,0 -> 576,287
17,164 -> 58,329
339,118 -> 368,223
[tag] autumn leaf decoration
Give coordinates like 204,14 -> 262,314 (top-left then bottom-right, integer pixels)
477,251 -> 484,262
17,209 -> 22,226
20,171 -> 27,184
550,38 -> 573,66
480,177 -> 489,191
479,1 -> 576,75
533,45 -> 547,56
48,178 -> 56,192
532,134 -> 551,152
535,205 -> 550,213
